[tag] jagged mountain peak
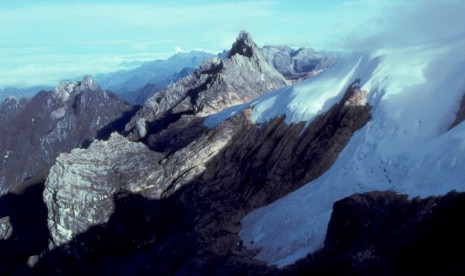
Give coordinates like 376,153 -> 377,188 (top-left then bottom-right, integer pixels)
80,75 -> 100,91
125,31 -> 287,143
228,30 -> 259,58
53,75 -> 102,101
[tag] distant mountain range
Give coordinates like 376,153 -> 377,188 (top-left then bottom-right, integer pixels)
94,50 -> 216,103
0,86 -> 52,102
0,47 -> 336,105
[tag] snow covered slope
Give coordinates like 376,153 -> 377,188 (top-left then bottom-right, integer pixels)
238,35 -> 465,267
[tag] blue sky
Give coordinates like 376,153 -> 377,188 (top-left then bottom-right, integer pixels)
1,0 -> 464,88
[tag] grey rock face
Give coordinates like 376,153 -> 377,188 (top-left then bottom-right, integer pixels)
45,115 -> 237,246
262,45 -> 337,83
0,216 -> 13,240
44,133 -> 161,247
0,76 -> 134,194
125,31 -> 287,142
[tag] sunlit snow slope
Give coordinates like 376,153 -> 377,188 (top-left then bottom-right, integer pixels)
238,35 -> 465,268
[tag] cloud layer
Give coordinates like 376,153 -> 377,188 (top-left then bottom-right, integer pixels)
337,0 -> 465,50
1,0 -> 464,88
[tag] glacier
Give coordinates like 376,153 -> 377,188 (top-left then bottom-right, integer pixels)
238,34 -> 465,267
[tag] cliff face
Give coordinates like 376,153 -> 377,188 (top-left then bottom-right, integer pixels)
44,113 -> 238,247
0,76 -> 135,194
125,31 -> 287,144
44,133 -> 161,247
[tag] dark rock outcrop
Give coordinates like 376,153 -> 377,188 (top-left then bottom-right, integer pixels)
288,191 -> 465,275
449,90 -> 465,129
0,183 -> 49,274
0,76 -> 136,194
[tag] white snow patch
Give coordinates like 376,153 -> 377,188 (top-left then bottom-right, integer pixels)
204,53 -> 372,128
250,53 -> 367,124
204,102 -> 249,128
239,35 -> 465,268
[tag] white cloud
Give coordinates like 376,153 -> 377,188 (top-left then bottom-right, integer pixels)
335,0 -> 465,50
1,0 -> 464,88
0,1 -> 278,88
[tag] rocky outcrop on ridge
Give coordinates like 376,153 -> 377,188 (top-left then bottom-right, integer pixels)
125,31 -> 287,144
262,45 -> 337,83
0,76 -> 136,194
44,133 -> 161,247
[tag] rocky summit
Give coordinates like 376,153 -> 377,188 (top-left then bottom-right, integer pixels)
125,31 -> 287,145
0,76 -> 136,194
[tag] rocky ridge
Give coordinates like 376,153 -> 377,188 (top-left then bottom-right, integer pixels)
125,31 -> 287,144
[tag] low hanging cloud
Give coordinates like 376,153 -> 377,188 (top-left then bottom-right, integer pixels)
336,0 -> 465,50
